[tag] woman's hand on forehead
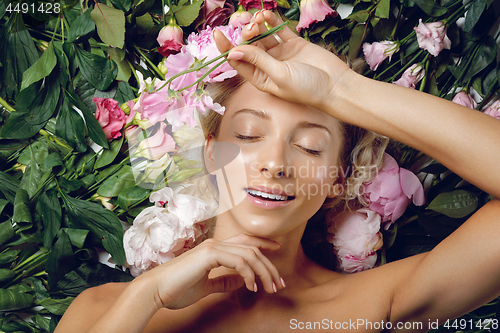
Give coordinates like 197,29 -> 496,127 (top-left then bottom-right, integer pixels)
213,10 -> 352,113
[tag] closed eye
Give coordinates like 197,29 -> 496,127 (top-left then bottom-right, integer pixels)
298,146 -> 321,156
236,134 -> 261,140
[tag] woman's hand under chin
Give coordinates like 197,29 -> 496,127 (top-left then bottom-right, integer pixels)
213,10 -> 354,113
136,234 -> 284,310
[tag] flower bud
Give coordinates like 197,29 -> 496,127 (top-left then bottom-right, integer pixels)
414,19 -> 451,57
393,64 -> 425,89
228,6 -> 252,28
483,100 -> 500,119
362,41 -> 399,71
157,19 -> 185,58
451,91 -> 477,109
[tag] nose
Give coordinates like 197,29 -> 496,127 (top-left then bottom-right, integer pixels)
257,141 -> 290,178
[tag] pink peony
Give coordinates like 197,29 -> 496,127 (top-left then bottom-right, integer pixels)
362,153 -> 425,227
483,100 -> 500,119
157,21 -> 185,57
362,41 -> 399,71
393,64 -> 425,89
229,6 -> 252,28
296,0 -> 338,32
327,208 -> 383,273
239,0 -> 276,10
452,91 -> 477,109
136,122 -> 177,160
124,186 -> 212,276
93,98 -> 127,140
414,19 -> 451,57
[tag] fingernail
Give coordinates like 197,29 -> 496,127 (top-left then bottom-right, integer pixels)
227,51 -> 244,61
273,282 -> 277,293
247,22 -> 256,31
253,10 -> 260,19
253,282 -> 258,292
273,240 -> 282,246
280,277 -> 286,288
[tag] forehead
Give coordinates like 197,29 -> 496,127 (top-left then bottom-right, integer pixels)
223,82 -> 342,134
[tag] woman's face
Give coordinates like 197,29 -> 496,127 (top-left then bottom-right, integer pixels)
207,82 -> 343,239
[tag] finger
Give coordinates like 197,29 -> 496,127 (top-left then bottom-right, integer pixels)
209,274 -> 245,294
226,45 -> 282,94
213,30 -> 234,55
249,11 -> 287,50
205,247 -> 257,291
262,10 -> 297,42
214,244 -> 280,293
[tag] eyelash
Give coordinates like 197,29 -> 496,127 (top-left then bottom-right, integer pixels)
236,134 -> 322,156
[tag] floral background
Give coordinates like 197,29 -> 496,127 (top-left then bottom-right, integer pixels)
0,0 -> 499,331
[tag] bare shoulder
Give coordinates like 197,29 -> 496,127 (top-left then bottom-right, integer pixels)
55,282 -> 130,332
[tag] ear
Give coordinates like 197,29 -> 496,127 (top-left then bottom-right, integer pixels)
204,133 -> 216,175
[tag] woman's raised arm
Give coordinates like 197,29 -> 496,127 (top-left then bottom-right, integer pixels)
216,10 -> 500,200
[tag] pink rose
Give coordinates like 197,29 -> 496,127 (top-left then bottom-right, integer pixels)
393,64 -> 425,89
157,21 -> 185,58
205,0 -> 226,13
451,91 -> 477,109
229,6 -> 252,28
483,100 -> 500,119
362,41 -> 399,71
362,153 -> 425,227
239,0 -> 276,10
327,208 -> 383,273
296,0 -> 338,32
93,98 -> 127,140
414,19 -> 451,57
136,122 -> 177,160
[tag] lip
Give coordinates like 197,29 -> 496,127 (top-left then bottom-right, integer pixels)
244,186 -> 295,210
247,186 -> 294,197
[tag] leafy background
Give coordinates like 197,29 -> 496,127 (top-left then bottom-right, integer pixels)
0,0 -> 499,331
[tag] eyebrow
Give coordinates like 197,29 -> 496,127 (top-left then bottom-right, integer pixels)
232,108 -> 332,136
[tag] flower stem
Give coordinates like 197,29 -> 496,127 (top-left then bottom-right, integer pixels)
419,54 -> 430,92
133,45 -> 166,80
0,97 -> 15,113
387,49 -> 425,82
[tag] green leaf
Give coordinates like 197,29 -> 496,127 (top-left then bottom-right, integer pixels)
0,15 -> 39,98
20,42 -> 57,91
37,190 -> 62,249
68,89 -> 109,149
173,0 -> 203,27
74,45 -> 118,91
462,36 -> 496,82
46,231 -> 78,286
114,81 -> 136,104
0,199 -> 9,216
98,165 -> 136,197
412,0 -> 447,16
109,47 -> 131,82
56,98 -> 87,153
427,190 -> 479,218
61,228 -> 89,249
348,24 -> 367,60
0,288 -> 34,311
38,296 -> 75,315
463,0 -> 487,33
0,268 -> 16,284
375,0 -> 390,19
0,221 -> 16,246
136,13 -> 154,34
61,195 -> 126,265
0,171 -> 20,204
12,188 -> 31,226
67,7 -> 96,43
0,249 -> 20,265
95,136 -> 124,169
17,141 -> 48,165
43,152 -> 65,175
117,186 -> 150,210
91,3 -> 125,48
110,0 -> 133,12
26,72 -> 61,125
0,110 -> 46,139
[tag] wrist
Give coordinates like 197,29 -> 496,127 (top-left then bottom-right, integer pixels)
129,273 -> 165,312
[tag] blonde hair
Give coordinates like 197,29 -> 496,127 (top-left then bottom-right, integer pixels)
201,51 -> 389,269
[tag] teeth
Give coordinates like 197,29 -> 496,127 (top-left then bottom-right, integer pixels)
246,189 -> 287,201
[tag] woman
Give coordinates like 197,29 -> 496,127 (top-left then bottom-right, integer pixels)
55,10 -> 500,333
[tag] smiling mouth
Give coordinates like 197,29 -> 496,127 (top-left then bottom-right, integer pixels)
244,188 -> 295,201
